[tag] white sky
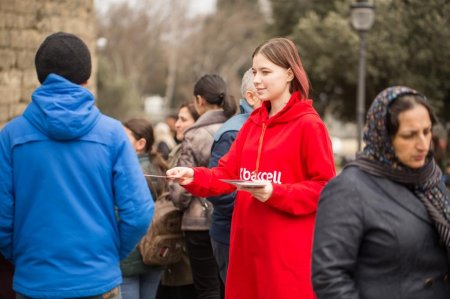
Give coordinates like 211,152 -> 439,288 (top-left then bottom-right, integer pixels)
94,0 -> 217,17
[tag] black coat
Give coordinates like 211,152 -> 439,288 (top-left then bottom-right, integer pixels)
312,166 -> 450,299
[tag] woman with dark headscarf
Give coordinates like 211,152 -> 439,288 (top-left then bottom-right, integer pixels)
312,86 -> 450,299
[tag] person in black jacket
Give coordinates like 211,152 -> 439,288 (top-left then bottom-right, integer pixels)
312,86 -> 450,299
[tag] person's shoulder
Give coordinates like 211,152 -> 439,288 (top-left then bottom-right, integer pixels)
1,115 -> 27,132
342,165 -> 378,180
211,130 -> 238,156
1,115 -> 36,140
186,122 -> 216,140
325,166 -> 364,190
213,113 -> 249,141
294,111 -> 324,126
95,113 -> 122,128
320,166 -> 369,207
88,114 -> 123,134
216,130 -> 238,142
291,113 -> 328,138
82,113 -> 127,145
326,165 -> 386,199
223,113 -> 249,129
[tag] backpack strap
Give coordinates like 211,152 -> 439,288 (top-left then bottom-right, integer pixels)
145,175 -> 160,201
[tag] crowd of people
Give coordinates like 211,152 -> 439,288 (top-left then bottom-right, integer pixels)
0,31 -> 449,299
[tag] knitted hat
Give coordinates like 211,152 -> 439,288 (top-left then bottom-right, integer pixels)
35,32 -> 91,84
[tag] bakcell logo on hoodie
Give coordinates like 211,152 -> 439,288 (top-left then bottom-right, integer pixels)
240,168 -> 282,184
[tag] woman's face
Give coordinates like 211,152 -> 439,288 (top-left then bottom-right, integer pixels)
392,104 -> 432,169
175,107 -> 196,141
252,53 -> 293,102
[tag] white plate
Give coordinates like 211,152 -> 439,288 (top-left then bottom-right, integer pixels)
220,179 -> 267,188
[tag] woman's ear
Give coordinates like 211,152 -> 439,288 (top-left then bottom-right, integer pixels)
286,68 -> 294,82
135,138 -> 147,153
196,95 -> 205,106
195,95 -> 206,115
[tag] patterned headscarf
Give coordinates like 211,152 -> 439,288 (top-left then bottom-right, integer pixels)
349,86 -> 450,255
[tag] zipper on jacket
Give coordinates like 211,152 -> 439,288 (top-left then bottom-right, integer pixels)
255,122 -> 267,174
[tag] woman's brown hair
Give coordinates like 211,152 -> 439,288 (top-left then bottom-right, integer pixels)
123,118 -> 168,173
193,74 -> 237,119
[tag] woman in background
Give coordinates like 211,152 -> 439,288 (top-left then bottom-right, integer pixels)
169,74 -> 237,299
313,86 -> 450,299
156,102 -> 199,299
169,102 -> 201,168
121,118 -> 168,299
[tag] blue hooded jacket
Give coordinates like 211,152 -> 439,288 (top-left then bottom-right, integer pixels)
0,74 -> 153,298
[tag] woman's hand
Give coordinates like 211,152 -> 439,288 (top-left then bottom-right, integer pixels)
166,167 -> 194,185
239,182 -> 273,202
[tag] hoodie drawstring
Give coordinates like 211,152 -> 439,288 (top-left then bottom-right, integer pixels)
254,122 -> 267,174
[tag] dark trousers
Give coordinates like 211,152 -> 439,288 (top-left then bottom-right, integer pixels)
184,231 -> 222,299
0,254 -> 14,299
155,283 -> 198,299
210,238 -> 229,284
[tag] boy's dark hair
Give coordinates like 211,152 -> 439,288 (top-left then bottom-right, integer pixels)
35,32 -> 91,84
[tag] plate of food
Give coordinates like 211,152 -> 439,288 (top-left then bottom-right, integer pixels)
219,179 -> 267,188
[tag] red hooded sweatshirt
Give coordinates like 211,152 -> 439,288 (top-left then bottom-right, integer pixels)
184,91 -> 336,299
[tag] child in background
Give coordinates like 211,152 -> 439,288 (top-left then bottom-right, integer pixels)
121,118 -> 168,299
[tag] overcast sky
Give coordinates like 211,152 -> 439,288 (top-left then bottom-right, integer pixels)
94,0 -> 217,17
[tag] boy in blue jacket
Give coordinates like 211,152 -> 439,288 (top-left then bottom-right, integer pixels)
0,32 -> 154,298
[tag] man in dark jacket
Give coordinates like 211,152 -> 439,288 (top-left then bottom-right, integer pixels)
0,32 -> 153,298
207,69 -> 261,283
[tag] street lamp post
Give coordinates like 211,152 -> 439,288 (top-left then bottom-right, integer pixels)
351,0 -> 375,151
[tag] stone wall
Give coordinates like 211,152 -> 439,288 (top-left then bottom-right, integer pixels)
0,0 -> 96,128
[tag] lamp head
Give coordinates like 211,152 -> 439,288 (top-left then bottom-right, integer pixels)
351,0 -> 375,32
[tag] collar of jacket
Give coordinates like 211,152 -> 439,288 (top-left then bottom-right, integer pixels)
185,110 -> 228,133
250,91 -> 317,126
239,99 -> 253,114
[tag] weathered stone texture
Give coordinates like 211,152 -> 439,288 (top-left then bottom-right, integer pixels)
0,0 -> 96,128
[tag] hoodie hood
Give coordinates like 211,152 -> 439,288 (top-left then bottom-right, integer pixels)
23,74 -> 100,140
250,91 -> 317,126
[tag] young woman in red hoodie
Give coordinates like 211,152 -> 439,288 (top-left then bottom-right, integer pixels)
167,37 -> 336,299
